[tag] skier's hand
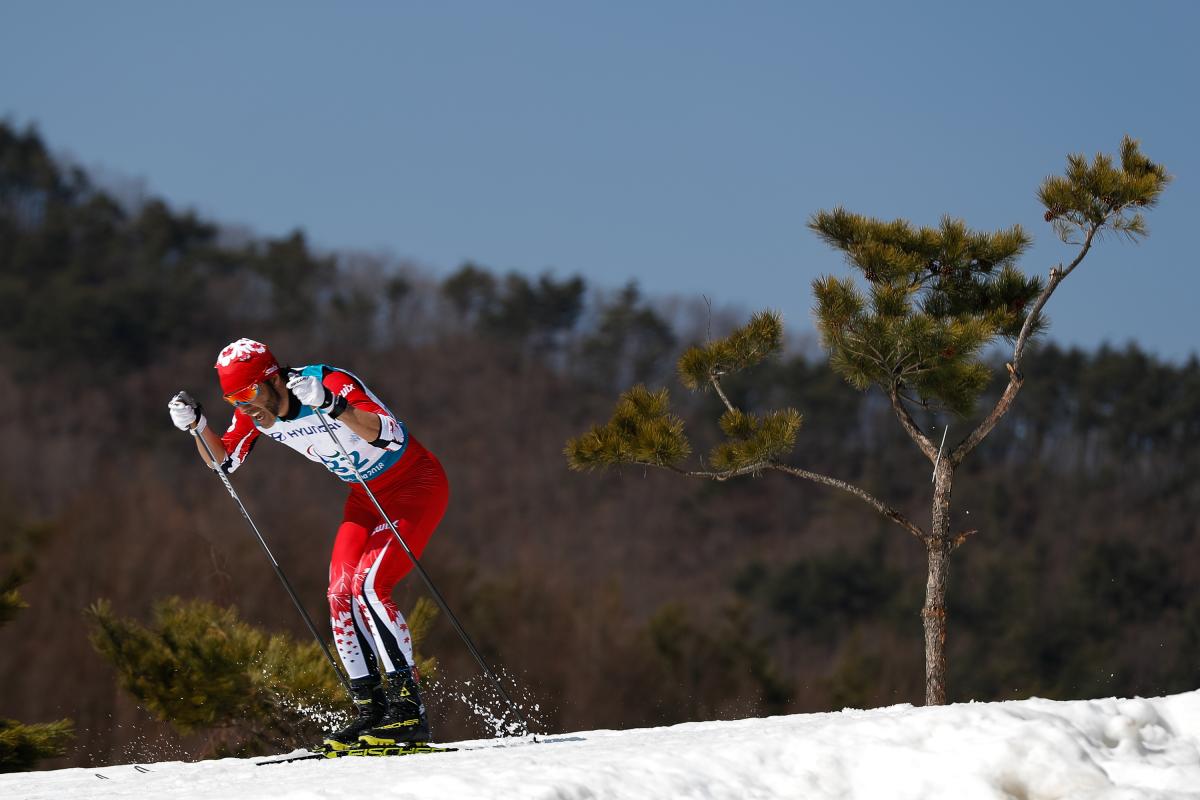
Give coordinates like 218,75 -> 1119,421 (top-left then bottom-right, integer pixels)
286,372 -> 332,409
169,391 -> 207,433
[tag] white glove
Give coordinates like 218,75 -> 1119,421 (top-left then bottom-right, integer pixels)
286,372 -> 331,409
169,391 -> 207,433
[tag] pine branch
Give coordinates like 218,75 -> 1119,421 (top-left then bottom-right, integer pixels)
951,529 -> 979,551
953,221 -> 1097,464
888,386 -> 938,461
668,462 -> 768,481
957,134 -> 1168,465
709,374 -> 737,415
769,464 -> 927,543
1012,222 -> 1099,371
662,461 -> 926,543
951,363 -> 1025,465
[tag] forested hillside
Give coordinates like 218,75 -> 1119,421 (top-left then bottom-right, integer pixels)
1,122 -> 1197,767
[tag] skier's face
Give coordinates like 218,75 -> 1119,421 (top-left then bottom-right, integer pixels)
239,376 -> 287,427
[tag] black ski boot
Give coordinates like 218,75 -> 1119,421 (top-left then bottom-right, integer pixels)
358,666 -> 430,746
322,679 -> 384,752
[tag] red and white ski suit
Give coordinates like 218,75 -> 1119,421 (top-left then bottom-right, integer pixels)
221,364 -> 449,681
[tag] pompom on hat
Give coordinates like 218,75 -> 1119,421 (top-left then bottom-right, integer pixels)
215,338 -> 280,395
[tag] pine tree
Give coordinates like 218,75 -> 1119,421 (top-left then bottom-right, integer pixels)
567,137 -> 1170,705
0,517 -> 73,772
87,596 -> 439,756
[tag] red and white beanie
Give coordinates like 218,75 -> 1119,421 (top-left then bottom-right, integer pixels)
214,338 -> 280,395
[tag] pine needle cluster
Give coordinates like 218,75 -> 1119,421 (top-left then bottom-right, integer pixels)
86,596 -> 438,756
710,408 -> 803,472
565,385 -> 691,470
566,311 -> 804,474
809,210 -> 1041,415
0,718 -> 73,773
677,311 -> 784,390
1038,136 -> 1171,243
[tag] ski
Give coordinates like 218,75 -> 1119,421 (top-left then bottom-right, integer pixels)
257,742 -> 457,766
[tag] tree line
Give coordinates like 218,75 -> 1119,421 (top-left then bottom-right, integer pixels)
0,122 -> 1194,769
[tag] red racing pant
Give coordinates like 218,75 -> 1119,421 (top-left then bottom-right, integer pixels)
328,439 -> 449,682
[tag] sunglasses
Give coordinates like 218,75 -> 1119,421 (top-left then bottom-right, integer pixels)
223,383 -> 263,406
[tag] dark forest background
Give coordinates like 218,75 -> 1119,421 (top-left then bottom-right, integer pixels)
1,122 -> 1197,768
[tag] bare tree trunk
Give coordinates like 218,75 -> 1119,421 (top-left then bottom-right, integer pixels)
923,460 -> 954,705
923,542 -> 951,704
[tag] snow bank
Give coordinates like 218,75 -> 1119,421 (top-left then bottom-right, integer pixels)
5,691 -> 1200,799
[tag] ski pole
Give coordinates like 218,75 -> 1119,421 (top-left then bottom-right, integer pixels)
312,407 -> 532,737
191,429 -> 353,697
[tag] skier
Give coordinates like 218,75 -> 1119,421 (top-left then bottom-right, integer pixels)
167,338 -> 449,752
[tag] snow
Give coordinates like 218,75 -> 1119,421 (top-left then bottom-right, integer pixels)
5,691 -> 1200,800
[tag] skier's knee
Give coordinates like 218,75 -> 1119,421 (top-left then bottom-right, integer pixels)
328,588 -> 355,611
352,587 -> 376,615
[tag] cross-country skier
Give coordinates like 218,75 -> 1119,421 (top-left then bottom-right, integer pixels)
167,337 -> 449,752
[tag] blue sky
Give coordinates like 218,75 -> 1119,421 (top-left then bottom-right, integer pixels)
2,1 -> 1196,359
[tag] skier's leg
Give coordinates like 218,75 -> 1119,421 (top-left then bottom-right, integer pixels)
352,523 -> 430,745
351,537 -> 429,745
354,461 -> 450,744
354,522 -> 421,672
351,457 -> 449,674
328,520 -> 382,681
323,519 -> 386,751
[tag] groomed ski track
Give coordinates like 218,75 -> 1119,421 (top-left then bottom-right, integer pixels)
5,690 -> 1200,799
